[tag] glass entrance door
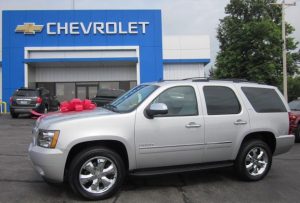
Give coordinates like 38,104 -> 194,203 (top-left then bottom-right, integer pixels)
76,85 -> 98,100
88,86 -> 98,99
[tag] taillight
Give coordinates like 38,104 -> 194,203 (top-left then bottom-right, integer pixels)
289,112 -> 297,134
36,97 -> 42,104
9,97 -> 13,104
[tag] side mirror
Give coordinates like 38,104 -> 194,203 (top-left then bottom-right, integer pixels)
146,103 -> 168,118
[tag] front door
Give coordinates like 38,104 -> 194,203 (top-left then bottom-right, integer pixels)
76,85 -> 98,100
135,85 -> 205,169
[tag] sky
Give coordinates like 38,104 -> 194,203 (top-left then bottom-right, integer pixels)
0,0 -> 299,72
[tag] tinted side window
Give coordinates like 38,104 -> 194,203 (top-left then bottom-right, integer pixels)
203,86 -> 241,115
241,87 -> 286,113
153,86 -> 198,116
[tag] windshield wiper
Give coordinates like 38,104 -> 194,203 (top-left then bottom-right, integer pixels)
103,104 -> 119,112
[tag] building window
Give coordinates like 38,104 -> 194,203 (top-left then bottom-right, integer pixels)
130,81 -> 137,89
119,81 -> 130,91
99,82 -> 119,90
36,83 -> 55,97
56,83 -> 75,102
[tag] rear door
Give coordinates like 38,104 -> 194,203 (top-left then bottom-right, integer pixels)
196,83 -> 250,162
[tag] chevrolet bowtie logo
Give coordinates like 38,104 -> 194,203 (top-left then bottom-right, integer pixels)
15,23 -> 44,34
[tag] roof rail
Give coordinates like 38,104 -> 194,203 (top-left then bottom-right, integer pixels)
158,79 -> 185,82
182,77 -> 209,81
159,78 -> 262,84
182,77 -> 253,83
212,78 -> 249,83
158,77 -> 209,82
212,78 -> 263,84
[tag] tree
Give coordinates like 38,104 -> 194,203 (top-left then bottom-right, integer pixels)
288,76 -> 300,101
214,0 -> 300,86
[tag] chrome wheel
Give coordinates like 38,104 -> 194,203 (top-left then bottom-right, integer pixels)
79,156 -> 117,194
245,147 -> 268,176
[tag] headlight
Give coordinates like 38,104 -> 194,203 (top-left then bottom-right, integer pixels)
37,130 -> 60,148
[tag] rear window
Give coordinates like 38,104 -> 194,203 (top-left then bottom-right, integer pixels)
14,90 -> 38,97
203,86 -> 241,115
241,87 -> 286,113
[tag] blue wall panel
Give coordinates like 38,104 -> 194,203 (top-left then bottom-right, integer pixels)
2,10 -> 163,104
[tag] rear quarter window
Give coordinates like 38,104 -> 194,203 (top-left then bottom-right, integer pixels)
241,87 -> 287,113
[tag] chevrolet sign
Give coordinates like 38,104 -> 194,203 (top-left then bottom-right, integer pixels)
16,22 -> 150,35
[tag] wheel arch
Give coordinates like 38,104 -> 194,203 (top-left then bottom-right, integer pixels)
234,131 -> 276,159
64,139 -> 130,182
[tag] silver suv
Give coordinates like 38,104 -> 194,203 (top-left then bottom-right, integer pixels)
29,79 -> 295,200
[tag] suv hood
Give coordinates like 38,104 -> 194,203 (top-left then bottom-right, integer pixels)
36,107 -> 116,129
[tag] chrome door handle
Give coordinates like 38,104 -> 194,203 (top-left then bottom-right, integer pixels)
186,122 -> 201,128
234,119 -> 247,125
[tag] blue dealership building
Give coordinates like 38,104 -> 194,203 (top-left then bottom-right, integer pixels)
0,10 -> 210,104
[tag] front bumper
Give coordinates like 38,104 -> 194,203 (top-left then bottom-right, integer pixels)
28,143 -> 66,183
274,134 -> 295,156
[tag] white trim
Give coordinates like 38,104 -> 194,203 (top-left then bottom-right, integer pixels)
24,46 -> 138,52
24,49 -> 29,87
136,46 -> 140,85
24,64 -> 28,87
24,46 -> 140,86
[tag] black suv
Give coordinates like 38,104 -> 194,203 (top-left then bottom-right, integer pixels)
10,87 -> 59,118
91,88 -> 125,107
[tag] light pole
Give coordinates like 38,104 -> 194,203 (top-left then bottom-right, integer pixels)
271,0 -> 296,101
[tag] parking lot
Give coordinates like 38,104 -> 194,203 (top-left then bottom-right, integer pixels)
0,114 -> 300,203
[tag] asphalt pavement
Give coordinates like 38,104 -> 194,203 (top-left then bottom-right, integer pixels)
0,114 -> 300,203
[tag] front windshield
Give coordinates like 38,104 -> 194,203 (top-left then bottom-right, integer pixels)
289,100 -> 300,110
104,85 -> 158,113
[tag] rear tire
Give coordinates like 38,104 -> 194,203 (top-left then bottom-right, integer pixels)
235,139 -> 272,181
68,147 -> 125,200
295,124 -> 300,143
10,111 -> 18,118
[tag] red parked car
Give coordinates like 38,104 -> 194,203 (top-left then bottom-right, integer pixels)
289,99 -> 300,142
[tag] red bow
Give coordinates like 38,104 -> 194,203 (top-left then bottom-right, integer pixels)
60,99 -> 96,112
31,98 -> 97,118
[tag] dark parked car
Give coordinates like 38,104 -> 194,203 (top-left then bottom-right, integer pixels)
91,88 -> 125,107
289,99 -> 300,142
10,87 -> 59,118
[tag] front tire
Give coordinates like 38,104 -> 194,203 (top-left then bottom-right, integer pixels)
68,147 -> 125,200
235,139 -> 272,181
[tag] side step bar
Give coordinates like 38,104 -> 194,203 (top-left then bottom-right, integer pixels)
130,161 -> 234,176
